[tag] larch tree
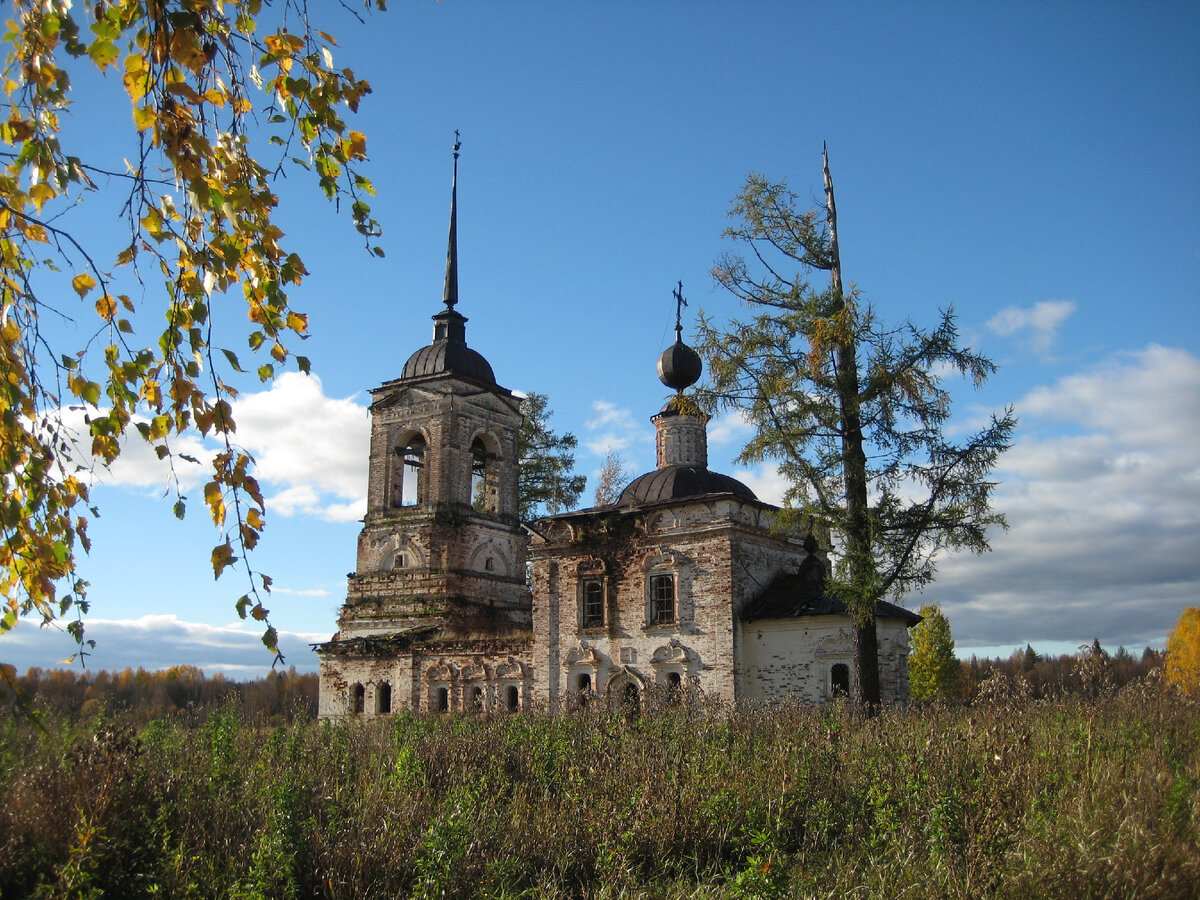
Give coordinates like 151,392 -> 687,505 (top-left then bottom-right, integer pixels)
1165,606 -> 1200,695
517,392 -> 585,522
908,603 -> 961,700
592,448 -> 630,506
696,148 -> 1015,709
0,0 -> 385,678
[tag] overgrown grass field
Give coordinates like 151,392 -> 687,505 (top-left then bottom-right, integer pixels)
2,675 -> 1196,898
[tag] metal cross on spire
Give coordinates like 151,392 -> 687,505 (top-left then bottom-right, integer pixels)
442,131 -> 461,310
672,280 -> 688,341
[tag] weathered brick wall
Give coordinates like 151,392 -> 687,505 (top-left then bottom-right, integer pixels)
318,639 -> 534,718
318,368 -> 531,716
530,497 -> 817,709
738,616 -> 913,703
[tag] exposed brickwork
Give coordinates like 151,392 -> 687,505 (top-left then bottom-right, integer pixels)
316,303 -> 915,717
315,363 -> 537,716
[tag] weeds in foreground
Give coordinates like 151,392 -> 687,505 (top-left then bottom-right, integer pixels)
0,679 -> 1196,898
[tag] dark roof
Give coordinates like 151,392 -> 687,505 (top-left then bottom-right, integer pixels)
740,558 -> 922,626
400,337 -> 496,385
657,339 -> 702,391
615,465 -> 757,506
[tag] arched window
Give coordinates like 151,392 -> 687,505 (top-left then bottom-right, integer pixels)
436,686 -> 449,713
831,663 -> 851,698
505,684 -> 520,712
470,685 -> 485,712
621,682 -> 640,716
350,683 -> 365,715
376,682 -> 392,714
393,435 -> 426,508
470,435 -> 499,513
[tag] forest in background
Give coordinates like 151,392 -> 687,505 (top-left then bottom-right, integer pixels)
1,640 -> 1165,723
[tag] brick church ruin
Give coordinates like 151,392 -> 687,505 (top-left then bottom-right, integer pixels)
313,153 -> 918,716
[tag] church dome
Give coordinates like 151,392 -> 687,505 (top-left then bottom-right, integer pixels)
400,333 -> 496,385
616,465 -> 756,506
656,339 -> 702,391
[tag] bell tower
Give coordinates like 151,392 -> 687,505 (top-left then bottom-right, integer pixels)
335,139 -> 529,640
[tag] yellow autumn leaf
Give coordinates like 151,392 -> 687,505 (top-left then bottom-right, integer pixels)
204,481 -> 226,527
133,106 -> 157,131
94,294 -> 117,321
72,273 -> 96,298
29,182 -> 56,212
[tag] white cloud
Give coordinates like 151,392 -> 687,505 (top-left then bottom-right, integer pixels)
47,405 -> 213,493
987,299 -> 1076,355
77,372 -> 370,522
584,400 -> 649,456
917,344 -> 1200,653
1,615 -> 326,677
730,463 -> 789,506
231,372 -> 369,519
707,409 -> 755,449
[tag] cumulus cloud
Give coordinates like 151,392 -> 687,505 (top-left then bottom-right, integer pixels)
47,405 -> 213,493
729,463 -> 789,506
918,345 -> 1200,654
987,299 -> 1076,355
584,400 -> 649,456
2,615 -> 326,678
707,409 -> 756,449
76,372 -> 370,522
231,373 -> 369,520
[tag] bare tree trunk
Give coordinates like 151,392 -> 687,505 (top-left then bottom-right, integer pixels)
823,144 -> 882,712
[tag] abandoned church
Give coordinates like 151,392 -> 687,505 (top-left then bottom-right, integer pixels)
312,156 -> 919,717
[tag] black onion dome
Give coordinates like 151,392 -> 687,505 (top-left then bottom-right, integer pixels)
400,340 -> 496,384
615,465 -> 756,506
400,308 -> 497,385
657,339 -> 703,391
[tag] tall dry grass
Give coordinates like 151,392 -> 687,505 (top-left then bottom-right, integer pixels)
1,675 -> 1196,898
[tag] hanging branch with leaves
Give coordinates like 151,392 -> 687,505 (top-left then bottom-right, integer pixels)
0,0 -> 385,671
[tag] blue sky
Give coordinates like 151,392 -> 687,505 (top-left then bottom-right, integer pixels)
5,1 -> 1198,676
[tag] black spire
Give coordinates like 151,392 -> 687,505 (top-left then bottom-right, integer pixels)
442,132 -> 461,310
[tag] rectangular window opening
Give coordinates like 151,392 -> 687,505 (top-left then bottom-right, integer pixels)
582,580 -> 604,628
649,574 -> 675,625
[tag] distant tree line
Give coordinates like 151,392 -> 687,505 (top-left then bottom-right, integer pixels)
956,642 -> 1164,701
1,665 -> 317,722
